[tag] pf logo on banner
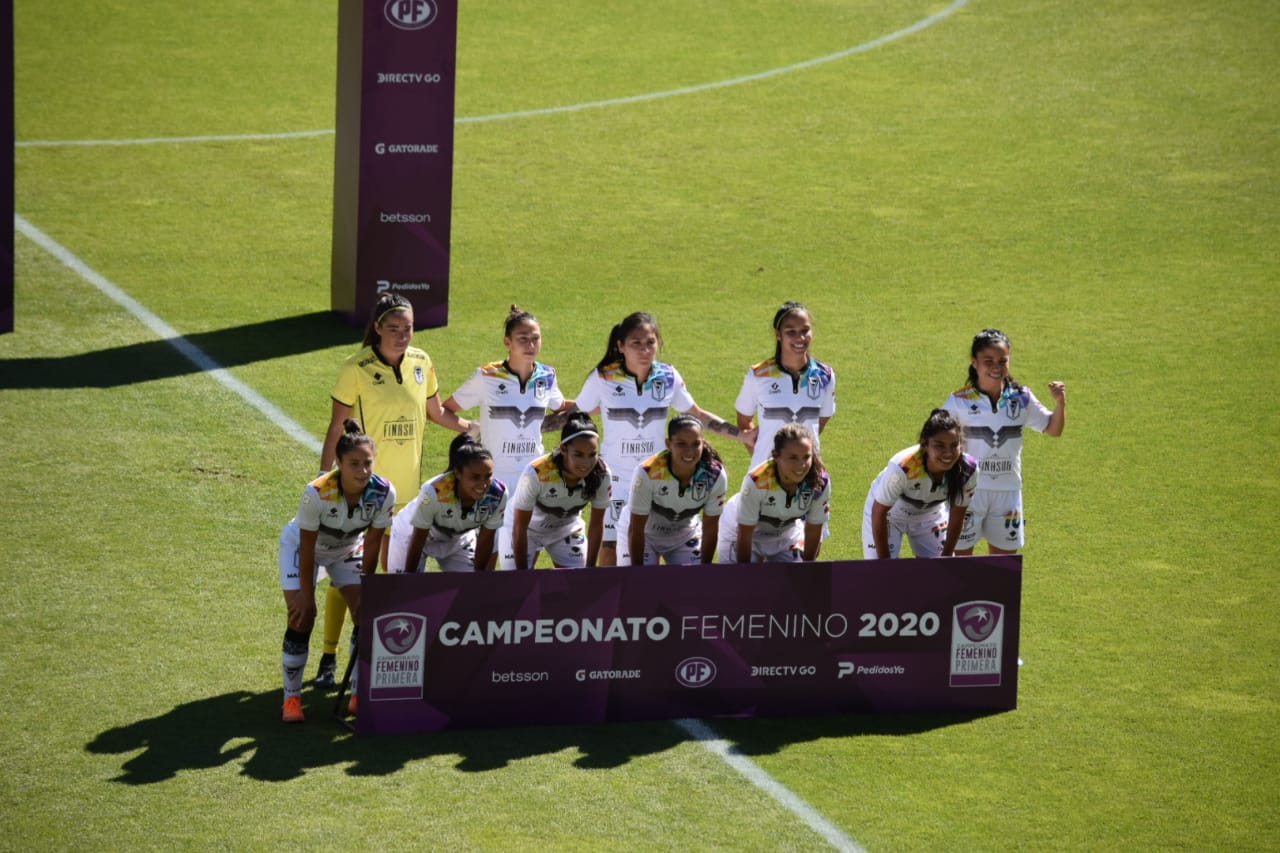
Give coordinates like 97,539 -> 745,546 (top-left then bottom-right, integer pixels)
949,601 -> 1004,687
675,657 -> 717,688
371,612 -> 428,701
385,0 -> 438,30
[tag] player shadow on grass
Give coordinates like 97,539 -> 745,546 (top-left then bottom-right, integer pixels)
0,312 -> 355,389
86,687 -> 992,784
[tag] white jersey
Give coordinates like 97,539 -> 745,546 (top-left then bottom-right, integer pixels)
942,383 -> 1052,491
388,473 -> 507,572
408,471 -> 508,537
735,357 -> 836,469
287,471 -> 396,565
628,452 -> 728,540
868,445 -> 979,515
575,361 -> 696,492
735,459 -> 831,537
512,453 -> 613,533
449,360 -> 565,484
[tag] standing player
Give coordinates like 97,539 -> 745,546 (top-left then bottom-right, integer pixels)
862,409 -> 979,559
718,423 -> 831,563
441,305 -> 574,570
387,435 -> 507,573
574,312 -> 753,565
941,328 -> 1066,555
312,293 -> 476,688
509,412 -> 612,570
623,414 -> 728,566
735,301 -> 836,470
278,420 -> 394,723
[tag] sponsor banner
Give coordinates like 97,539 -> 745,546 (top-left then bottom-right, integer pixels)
355,556 -> 1021,734
331,0 -> 457,329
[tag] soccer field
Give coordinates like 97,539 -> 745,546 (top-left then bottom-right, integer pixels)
7,1 -> 1279,850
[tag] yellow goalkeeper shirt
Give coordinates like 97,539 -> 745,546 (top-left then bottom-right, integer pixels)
331,345 -> 438,508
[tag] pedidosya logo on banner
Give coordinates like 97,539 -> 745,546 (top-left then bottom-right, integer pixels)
950,601 -> 1005,687
371,612 -> 428,700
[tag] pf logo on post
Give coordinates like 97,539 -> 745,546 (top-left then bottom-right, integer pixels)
675,656 -> 716,688
385,0 -> 438,30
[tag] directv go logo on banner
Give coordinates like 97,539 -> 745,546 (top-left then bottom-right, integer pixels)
385,0 -> 437,30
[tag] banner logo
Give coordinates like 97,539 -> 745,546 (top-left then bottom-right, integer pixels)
384,0 -> 438,30
949,601 -> 1004,687
675,656 -> 716,688
371,612 -> 428,700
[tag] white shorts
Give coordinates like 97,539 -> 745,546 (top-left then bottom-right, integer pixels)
620,512 -> 703,566
388,509 -> 479,573
715,496 -> 804,564
508,518 -> 589,569
956,488 -> 1024,551
278,523 -> 363,591
860,491 -> 948,559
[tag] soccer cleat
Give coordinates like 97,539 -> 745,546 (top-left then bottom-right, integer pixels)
282,695 -> 305,723
313,654 -> 337,688
347,694 -> 358,716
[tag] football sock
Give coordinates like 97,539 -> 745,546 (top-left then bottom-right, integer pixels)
322,583 -> 348,655
282,626 -> 312,698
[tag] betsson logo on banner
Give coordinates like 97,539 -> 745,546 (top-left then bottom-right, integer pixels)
385,0 -> 438,30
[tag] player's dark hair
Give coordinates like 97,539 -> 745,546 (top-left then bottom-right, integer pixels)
362,293 -> 413,349
919,408 -> 968,506
334,418 -> 376,460
666,413 -> 723,472
553,412 -> 607,498
772,301 -> 812,366
444,432 -> 494,474
594,312 -> 661,373
504,304 -> 539,337
772,423 -> 825,490
966,328 -> 1019,393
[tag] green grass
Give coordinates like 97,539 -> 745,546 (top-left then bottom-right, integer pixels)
7,0 -> 1279,850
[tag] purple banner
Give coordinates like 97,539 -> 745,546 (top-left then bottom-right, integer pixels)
331,0 -> 457,329
354,557 -> 1022,734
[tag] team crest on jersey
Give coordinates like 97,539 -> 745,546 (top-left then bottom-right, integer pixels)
1005,395 -> 1021,419
650,377 -> 667,401
807,374 -> 822,400
610,500 -> 626,522
361,501 -> 379,521
691,480 -> 709,503
472,502 -> 493,524
535,377 -> 548,400
794,488 -> 813,512
414,366 -> 425,385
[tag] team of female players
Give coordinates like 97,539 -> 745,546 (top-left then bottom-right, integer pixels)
276,294 -> 1066,722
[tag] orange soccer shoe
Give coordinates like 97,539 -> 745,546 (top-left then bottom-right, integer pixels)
347,694 -> 358,716
282,695 -> 305,724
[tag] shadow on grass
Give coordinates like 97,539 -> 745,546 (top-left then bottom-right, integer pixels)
0,311 -> 356,389
86,686 -> 994,784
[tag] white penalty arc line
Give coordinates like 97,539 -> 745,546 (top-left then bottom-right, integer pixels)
15,0 -> 968,148
12,215 -> 866,851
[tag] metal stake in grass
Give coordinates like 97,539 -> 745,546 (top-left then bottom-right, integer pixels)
333,652 -> 357,732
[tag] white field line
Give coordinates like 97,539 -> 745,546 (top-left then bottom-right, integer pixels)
12,214 -> 867,851
676,719 -> 866,852
15,0 -> 967,148
12,214 -> 323,456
